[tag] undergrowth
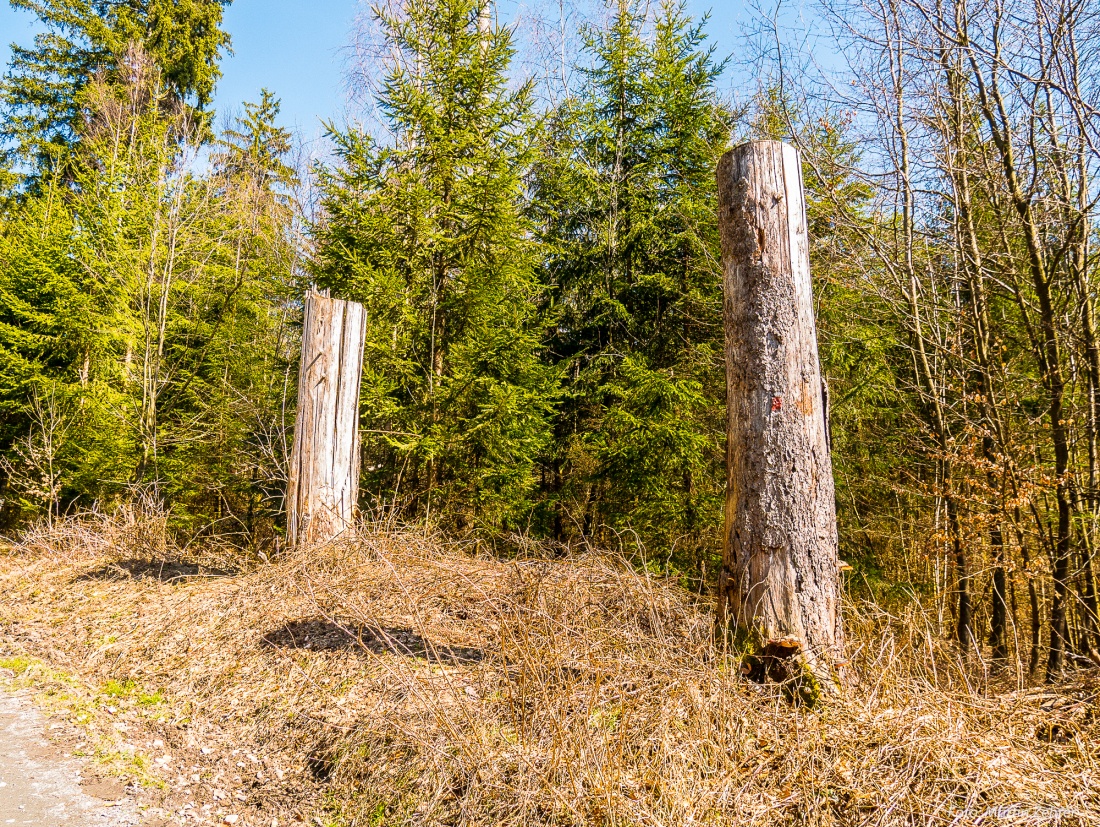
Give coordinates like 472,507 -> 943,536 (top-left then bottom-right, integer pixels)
0,508 -> 1097,826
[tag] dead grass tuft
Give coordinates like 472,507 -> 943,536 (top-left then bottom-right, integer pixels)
1,510 -> 1099,825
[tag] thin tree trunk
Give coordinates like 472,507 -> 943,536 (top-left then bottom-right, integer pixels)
962,25 -> 1073,681
887,3 -> 969,649
990,520 -> 1008,660
1013,504 -> 1042,677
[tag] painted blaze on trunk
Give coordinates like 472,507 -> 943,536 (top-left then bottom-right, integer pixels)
716,141 -> 843,687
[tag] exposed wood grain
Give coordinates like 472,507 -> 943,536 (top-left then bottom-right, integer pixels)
716,141 -> 843,684
286,291 -> 367,548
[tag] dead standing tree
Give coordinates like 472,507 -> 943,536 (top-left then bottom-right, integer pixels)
287,291 -> 367,548
716,141 -> 843,691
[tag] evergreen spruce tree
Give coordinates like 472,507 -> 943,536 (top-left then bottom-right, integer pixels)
0,148 -> 134,523
151,89 -> 301,538
531,0 -> 729,568
204,91 -> 299,539
0,54 -> 300,540
1,0 -> 231,173
313,0 -> 556,533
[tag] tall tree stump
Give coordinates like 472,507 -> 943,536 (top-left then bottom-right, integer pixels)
716,141 -> 843,689
286,291 -> 367,548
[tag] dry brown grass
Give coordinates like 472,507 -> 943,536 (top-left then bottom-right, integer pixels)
1,508 -> 1098,826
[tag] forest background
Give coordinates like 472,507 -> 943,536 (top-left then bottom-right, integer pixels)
1,0 -> 1098,683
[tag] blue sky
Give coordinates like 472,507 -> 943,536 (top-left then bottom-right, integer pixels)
0,0 -> 363,140
0,0 -> 787,140
213,0 -> 362,137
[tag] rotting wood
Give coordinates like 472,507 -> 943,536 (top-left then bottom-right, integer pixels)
286,290 -> 367,548
716,140 -> 844,692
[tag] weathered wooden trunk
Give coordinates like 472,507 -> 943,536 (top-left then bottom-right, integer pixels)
716,141 -> 843,685
286,291 -> 367,548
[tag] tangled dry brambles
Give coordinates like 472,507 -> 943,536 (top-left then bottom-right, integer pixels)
0,510 -> 1098,826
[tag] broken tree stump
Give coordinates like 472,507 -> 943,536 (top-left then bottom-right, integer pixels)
286,290 -> 367,548
716,140 -> 844,690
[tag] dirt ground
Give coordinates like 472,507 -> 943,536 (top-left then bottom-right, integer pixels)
0,689 -> 139,826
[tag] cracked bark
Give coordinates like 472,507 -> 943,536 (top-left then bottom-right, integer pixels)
716,141 -> 844,686
287,291 -> 367,548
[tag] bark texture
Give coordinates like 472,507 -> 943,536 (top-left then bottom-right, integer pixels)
716,141 -> 843,681
287,291 -> 367,548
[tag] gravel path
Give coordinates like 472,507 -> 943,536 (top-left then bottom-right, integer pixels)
0,692 -> 140,827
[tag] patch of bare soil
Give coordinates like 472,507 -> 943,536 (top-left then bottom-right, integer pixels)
0,690 -> 140,826
1,512 -> 1099,826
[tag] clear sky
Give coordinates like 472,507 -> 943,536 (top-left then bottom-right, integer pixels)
0,0 -> 784,141
0,0 -> 363,140
212,0 -> 361,139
